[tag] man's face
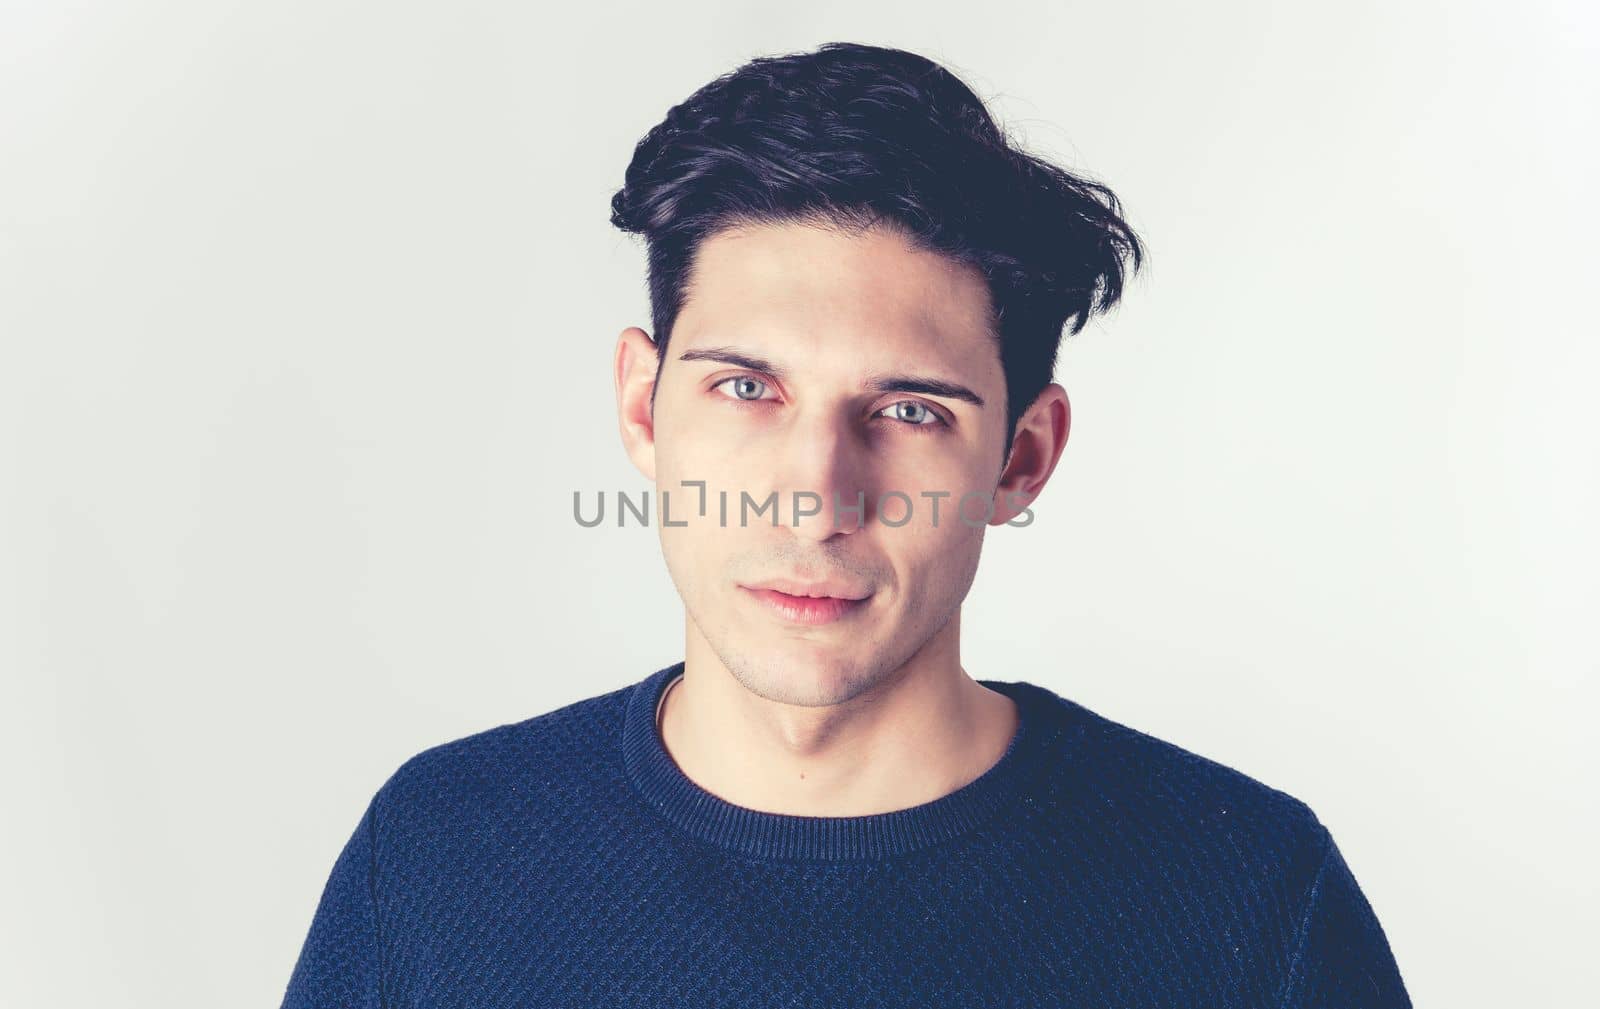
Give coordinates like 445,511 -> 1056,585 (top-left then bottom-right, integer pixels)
621,219 -> 1026,707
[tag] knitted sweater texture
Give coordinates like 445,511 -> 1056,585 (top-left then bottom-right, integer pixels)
281,661 -> 1410,1007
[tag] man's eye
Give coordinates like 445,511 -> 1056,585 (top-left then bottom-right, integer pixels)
879,401 -> 945,426
713,376 -> 773,401
713,380 -> 944,428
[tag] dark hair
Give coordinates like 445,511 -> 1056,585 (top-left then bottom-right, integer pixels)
609,41 -> 1143,461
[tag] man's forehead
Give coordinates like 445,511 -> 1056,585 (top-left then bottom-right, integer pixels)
674,227 -> 998,375
670,310 -> 996,384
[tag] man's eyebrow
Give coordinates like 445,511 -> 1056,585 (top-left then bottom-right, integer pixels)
676,347 -> 789,381
866,375 -> 984,408
676,345 -> 985,408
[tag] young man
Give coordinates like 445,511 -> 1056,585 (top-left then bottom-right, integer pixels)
282,42 -> 1410,1007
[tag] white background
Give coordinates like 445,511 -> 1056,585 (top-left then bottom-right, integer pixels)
2,1 -> 1595,1005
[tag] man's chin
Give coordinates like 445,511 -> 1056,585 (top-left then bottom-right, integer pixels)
719,644 -> 886,707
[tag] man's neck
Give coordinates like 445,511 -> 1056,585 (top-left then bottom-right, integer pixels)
657,622 -> 1020,818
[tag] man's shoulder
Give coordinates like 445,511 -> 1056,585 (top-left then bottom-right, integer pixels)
1024,683 -> 1331,864
371,675 -> 640,822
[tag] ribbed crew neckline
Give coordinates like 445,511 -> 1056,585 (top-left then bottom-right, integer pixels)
621,661 -> 1065,862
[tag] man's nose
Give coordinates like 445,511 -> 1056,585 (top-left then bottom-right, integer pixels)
778,422 -> 870,541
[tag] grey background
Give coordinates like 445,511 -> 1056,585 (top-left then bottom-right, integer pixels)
1,1 -> 1595,1005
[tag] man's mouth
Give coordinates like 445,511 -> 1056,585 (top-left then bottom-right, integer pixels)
738,585 -> 871,626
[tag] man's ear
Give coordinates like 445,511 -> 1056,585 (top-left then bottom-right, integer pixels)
991,383 -> 1071,525
614,326 -> 660,482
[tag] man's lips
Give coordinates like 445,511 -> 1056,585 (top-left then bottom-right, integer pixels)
739,586 -> 871,626
739,577 -> 871,600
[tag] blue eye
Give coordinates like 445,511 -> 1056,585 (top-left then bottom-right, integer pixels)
879,401 -> 946,428
713,376 -> 948,432
713,376 -> 773,401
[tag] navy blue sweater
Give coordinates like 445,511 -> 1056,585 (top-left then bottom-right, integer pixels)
281,661 -> 1410,1007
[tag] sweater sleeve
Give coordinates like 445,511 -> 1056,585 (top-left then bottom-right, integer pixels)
1279,828 -> 1410,1009
280,793 -> 385,1009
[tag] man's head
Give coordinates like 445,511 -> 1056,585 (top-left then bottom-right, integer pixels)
609,42 -> 1141,706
